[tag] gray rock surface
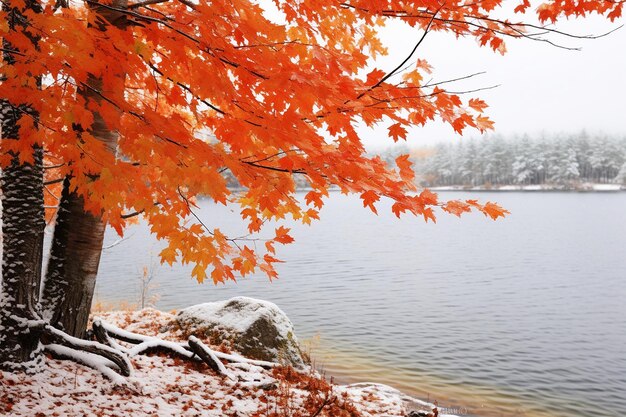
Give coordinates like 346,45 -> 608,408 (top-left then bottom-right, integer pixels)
176,296 -> 306,368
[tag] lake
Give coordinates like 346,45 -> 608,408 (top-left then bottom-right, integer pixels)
96,191 -> 626,417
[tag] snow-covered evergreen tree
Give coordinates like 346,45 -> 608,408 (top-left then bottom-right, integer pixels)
412,133 -> 625,187
511,135 -> 535,184
615,162 -> 626,184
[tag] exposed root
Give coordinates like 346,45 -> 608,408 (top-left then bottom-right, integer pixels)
211,350 -> 276,370
92,320 -> 125,352
92,318 -> 156,345
188,335 -> 232,378
93,318 -> 196,359
44,344 -> 126,385
95,317 -> 277,369
39,317 -> 278,383
42,325 -> 132,377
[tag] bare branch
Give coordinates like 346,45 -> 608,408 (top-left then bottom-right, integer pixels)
357,5 -> 442,99
44,163 -> 65,170
147,61 -> 225,115
102,232 -> 134,250
128,0 -> 169,9
43,177 -> 64,186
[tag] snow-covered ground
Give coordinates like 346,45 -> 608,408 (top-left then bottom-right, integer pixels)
0,309 -> 452,417
590,183 -> 622,191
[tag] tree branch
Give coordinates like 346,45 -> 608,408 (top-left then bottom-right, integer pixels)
43,177 -> 64,186
357,5 -> 442,99
128,0 -> 169,9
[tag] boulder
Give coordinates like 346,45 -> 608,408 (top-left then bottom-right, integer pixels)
176,296 -> 306,368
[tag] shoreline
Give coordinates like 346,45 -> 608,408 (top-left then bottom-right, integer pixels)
225,184 -> 626,194
0,307 -> 454,417
428,184 -> 624,192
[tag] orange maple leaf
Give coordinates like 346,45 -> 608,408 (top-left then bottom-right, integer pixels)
360,190 -> 380,214
274,226 -> 294,245
388,123 -> 408,142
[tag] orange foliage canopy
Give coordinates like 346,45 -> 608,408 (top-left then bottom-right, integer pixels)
0,0 -> 621,282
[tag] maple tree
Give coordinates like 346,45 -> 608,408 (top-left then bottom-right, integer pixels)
0,0 -> 622,369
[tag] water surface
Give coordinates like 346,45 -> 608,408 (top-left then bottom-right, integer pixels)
97,192 -> 626,417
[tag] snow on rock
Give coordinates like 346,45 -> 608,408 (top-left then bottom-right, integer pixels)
176,297 -> 306,368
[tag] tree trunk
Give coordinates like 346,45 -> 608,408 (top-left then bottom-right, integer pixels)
41,1 -> 128,338
0,0 -> 45,371
0,146 -> 45,370
40,177 -> 107,337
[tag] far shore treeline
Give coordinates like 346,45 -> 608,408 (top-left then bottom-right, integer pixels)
220,133 -> 626,190
398,133 -> 626,188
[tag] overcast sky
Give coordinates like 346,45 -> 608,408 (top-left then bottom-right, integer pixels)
358,13 -> 626,149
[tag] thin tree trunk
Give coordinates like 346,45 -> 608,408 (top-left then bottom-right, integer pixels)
41,177 -> 107,337
0,0 -> 45,370
41,1 -> 128,338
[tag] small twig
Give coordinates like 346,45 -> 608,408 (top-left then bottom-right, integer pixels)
309,393 -> 336,417
44,163 -> 65,170
120,209 -> 144,219
357,4 -> 442,99
420,71 -> 486,89
43,177 -> 64,186
177,187 -> 215,236
128,0 -> 169,9
0,47 -> 26,57
102,233 -> 134,250
120,202 -> 161,219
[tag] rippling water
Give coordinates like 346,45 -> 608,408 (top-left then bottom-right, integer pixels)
96,192 -> 626,417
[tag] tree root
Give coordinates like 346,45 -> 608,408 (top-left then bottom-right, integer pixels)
93,318 -> 196,359
93,318 -> 276,369
42,325 -> 132,377
44,344 -> 127,385
91,319 -> 125,352
188,335 -> 231,377
41,317 -> 277,382
211,350 -> 276,370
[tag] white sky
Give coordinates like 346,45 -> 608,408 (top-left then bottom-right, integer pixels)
259,2 -> 625,150
359,14 -> 626,149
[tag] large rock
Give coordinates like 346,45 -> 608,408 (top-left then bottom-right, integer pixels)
176,297 -> 306,368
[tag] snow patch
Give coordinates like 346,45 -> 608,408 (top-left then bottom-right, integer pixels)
592,183 -> 622,191
179,296 -> 293,336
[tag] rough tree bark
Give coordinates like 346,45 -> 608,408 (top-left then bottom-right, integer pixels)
41,177 -> 107,337
0,0 -> 45,370
41,0 -> 128,338
0,146 -> 45,369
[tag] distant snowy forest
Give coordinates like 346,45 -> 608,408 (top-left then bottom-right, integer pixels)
396,133 -> 626,187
